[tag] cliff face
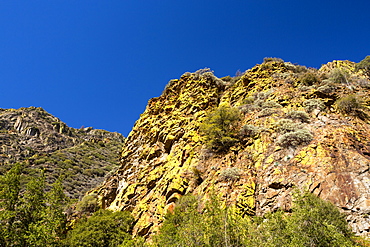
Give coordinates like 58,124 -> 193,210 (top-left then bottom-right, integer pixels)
93,59 -> 370,237
0,107 -> 124,198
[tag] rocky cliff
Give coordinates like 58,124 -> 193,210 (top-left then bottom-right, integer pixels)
0,107 -> 124,198
93,58 -> 370,237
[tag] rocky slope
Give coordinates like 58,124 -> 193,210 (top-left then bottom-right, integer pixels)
92,58 -> 370,237
0,107 -> 124,198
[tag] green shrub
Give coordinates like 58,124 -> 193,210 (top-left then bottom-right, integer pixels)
258,108 -> 279,117
357,78 -> 370,88
34,158 -> 47,165
263,57 -> 284,63
304,99 -> 326,113
335,94 -> 365,116
356,55 -> 370,77
191,167 -> 203,184
277,129 -> 313,147
240,124 -> 260,137
239,97 -> 257,113
0,165 -> 68,246
254,91 -> 271,101
243,97 -> 255,105
285,191 -> 354,246
82,169 -> 93,176
317,83 -> 336,94
92,168 -> 105,177
329,68 -> 349,84
76,194 -> 99,213
298,72 -> 320,86
63,209 -> 134,247
285,111 -> 310,122
230,76 -> 242,86
219,167 -> 242,182
154,192 -> 357,247
254,191 -> 356,247
273,119 -> 301,134
261,101 -> 282,109
200,105 -> 241,152
220,75 -> 232,82
154,194 -> 248,247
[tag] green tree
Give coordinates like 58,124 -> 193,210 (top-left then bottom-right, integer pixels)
26,178 -> 69,246
63,209 -> 134,247
154,194 -> 249,247
248,191 -> 356,247
200,105 -> 241,152
0,164 -> 69,246
0,163 -> 23,245
154,195 -> 204,246
154,192 -> 357,247
286,191 -> 354,246
75,194 -> 99,214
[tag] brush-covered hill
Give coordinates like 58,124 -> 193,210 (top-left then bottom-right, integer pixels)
90,56 -> 370,238
0,107 -> 124,199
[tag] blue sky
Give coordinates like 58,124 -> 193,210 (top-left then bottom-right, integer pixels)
0,1 -> 369,136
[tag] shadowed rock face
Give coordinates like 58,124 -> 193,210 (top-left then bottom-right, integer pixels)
93,60 -> 370,237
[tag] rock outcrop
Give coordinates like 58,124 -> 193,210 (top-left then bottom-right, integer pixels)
93,60 -> 370,237
0,107 -> 125,198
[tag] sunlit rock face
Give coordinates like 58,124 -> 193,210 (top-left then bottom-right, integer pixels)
93,60 -> 370,237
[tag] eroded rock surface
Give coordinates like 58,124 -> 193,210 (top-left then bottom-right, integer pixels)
93,61 -> 370,237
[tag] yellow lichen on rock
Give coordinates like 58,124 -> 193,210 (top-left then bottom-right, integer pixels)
91,60 -> 370,238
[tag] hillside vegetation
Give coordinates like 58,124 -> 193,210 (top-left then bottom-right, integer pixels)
0,107 -> 124,198
1,56 -> 370,246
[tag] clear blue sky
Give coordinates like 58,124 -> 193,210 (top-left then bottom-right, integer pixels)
0,1 -> 369,136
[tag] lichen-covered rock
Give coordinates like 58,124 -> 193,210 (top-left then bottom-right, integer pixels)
93,60 -> 370,237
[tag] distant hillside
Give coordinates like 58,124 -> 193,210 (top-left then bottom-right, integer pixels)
0,107 -> 124,199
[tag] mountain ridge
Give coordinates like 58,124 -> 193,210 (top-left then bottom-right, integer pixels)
0,106 -> 125,199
